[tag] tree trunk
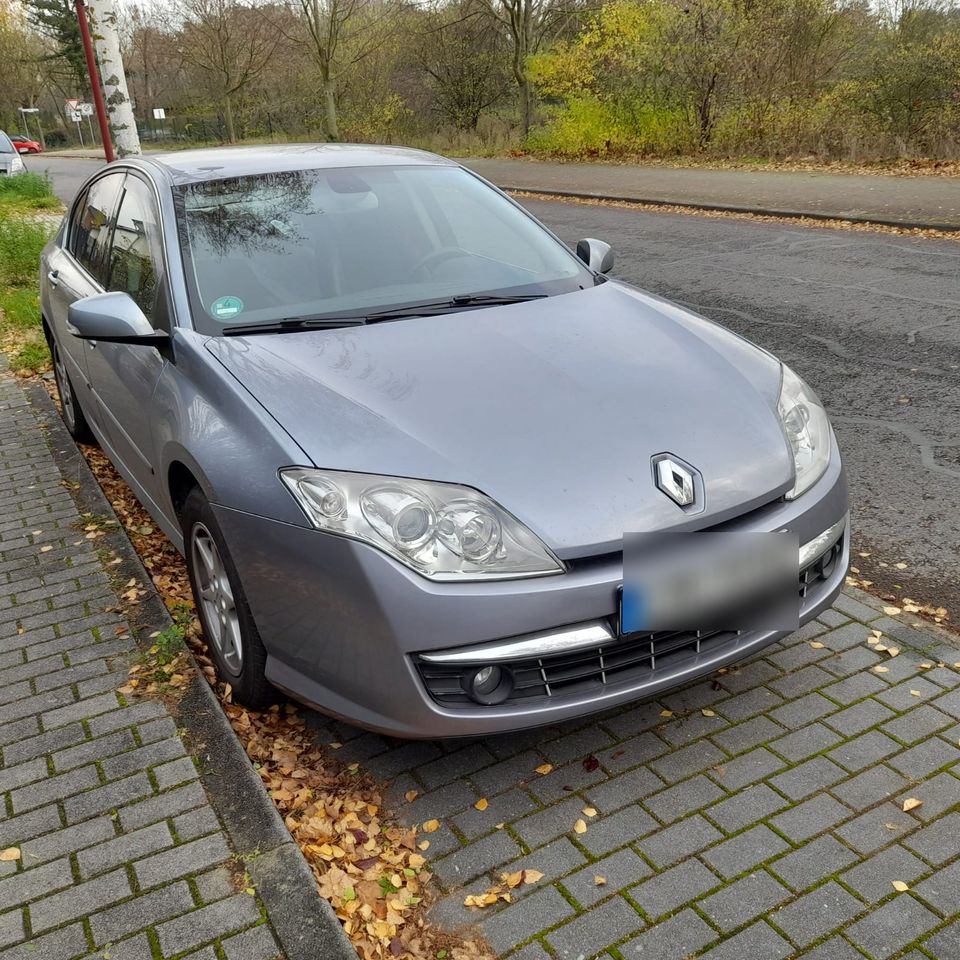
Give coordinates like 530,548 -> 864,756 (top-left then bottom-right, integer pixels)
323,77 -> 339,141
518,73 -> 532,136
224,94 -> 236,143
86,0 -> 141,156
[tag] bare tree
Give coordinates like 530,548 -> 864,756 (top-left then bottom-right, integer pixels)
477,0 -> 582,135
415,0 -> 510,130
287,0 -> 395,140
87,0 -> 141,155
177,0 -> 279,141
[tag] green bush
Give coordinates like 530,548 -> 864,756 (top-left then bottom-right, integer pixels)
0,215 -> 56,287
0,172 -> 54,202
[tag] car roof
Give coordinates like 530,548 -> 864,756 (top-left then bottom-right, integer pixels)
141,143 -> 458,185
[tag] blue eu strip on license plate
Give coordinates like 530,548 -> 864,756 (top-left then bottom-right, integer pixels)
619,587 -> 645,636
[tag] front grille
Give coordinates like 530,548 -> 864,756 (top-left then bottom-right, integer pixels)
417,627 -> 733,707
417,532 -> 845,709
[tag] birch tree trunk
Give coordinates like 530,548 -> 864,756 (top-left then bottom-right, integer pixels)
86,0 -> 142,156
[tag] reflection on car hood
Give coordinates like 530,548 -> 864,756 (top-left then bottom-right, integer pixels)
206,281 -> 793,557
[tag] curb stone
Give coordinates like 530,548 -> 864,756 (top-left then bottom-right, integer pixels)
497,185 -> 960,233
24,379 -> 356,960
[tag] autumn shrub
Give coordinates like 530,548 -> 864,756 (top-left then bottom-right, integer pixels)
0,187 -> 59,373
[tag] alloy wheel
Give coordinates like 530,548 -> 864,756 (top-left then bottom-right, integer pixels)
191,522 -> 243,674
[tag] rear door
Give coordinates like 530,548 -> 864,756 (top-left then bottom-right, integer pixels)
45,171 -> 125,419
83,172 -> 168,498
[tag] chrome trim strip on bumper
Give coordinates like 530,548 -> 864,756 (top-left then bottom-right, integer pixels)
799,512 -> 848,570
419,622 -> 615,664
421,513 -> 849,667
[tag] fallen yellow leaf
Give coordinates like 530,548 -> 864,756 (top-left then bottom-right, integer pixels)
701,708 -> 716,717
582,807 -> 598,818
464,893 -> 498,909
809,641 -> 825,649
418,840 -> 430,851
902,797 -> 923,813
502,871 -> 523,888
474,798 -> 489,812
872,665 -> 889,673
535,763 -> 553,776
573,819 -> 587,834
910,690 -> 921,697
919,663 -> 932,670
404,790 -> 418,803
594,875 -> 607,886
659,709 -> 673,718
523,869 -> 544,884
883,606 -> 901,615
422,820 -> 440,833
0,848 -> 20,862
892,880 -> 910,892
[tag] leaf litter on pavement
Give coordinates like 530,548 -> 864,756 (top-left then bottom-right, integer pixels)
67,425 -> 495,960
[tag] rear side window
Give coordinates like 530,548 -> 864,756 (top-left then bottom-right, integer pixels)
70,173 -> 124,284
0,132 -> 14,154
104,176 -> 163,319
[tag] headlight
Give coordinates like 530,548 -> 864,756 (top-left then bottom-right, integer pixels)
280,468 -> 563,580
777,365 -> 832,499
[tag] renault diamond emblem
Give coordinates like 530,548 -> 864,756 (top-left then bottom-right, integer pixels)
655,457 -> 695,507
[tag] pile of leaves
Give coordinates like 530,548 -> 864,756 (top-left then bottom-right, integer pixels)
229,704 -> 492,959
70,436 -> 494,959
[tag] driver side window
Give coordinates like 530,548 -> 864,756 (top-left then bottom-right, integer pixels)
104,176 -> 165,325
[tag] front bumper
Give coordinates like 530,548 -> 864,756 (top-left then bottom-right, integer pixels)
215,440 -> 848,738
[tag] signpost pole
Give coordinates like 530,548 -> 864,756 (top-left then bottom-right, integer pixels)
73,0 -> 115,161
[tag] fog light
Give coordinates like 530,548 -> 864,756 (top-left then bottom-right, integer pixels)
462,664 -> 513,705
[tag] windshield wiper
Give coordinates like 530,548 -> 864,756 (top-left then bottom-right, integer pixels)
221,294 -> 549,334
222,317 -> 366,336
363,293 -> 548,323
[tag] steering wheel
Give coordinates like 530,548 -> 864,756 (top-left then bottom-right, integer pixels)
411,247 -> 469,278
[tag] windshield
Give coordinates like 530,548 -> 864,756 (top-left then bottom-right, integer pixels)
174,165 -> 593,334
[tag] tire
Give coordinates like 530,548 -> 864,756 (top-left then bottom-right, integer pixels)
181,486 -> 276,709
51,338 -> 95,444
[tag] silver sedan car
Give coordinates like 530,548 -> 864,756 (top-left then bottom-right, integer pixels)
40,145 -> 848,737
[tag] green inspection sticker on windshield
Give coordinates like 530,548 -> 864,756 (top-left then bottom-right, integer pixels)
210,296 -> 244,320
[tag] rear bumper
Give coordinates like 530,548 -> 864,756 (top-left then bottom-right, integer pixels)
215,440 -> 848,738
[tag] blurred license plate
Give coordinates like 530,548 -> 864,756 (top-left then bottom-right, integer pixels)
618,587 -> 645,636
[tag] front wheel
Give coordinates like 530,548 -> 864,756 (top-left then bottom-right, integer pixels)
51,339 -> 94,443
181,487 -> 276,709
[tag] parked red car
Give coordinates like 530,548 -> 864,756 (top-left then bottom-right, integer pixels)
10,135 -> 42,154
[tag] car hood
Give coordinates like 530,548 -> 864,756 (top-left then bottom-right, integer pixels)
206,281 -> 793,557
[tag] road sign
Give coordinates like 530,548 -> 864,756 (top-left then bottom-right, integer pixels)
80,102 -> 94,117
70,110 -> 82,123
65,98 -> 80,111
152,108 -> 166,120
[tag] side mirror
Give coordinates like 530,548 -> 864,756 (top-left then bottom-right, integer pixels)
576,238 -> 614,274
68,292 -> 169,347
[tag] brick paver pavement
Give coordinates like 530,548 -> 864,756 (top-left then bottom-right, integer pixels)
0,368 -> 285,958
5,358 -> 960,960
324,599 -> 960,957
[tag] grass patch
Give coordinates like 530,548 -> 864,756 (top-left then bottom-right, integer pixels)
0,173 -> 62,375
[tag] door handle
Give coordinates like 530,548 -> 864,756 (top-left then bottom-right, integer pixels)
46,270 -> 59,288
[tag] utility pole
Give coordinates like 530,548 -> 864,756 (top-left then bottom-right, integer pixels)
74,0 -> 114,160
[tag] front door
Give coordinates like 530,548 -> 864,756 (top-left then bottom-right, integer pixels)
48,172 -> 125,420
83,173 -> 168,502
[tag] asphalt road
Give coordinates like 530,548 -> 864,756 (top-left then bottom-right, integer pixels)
30,156 -> 960,618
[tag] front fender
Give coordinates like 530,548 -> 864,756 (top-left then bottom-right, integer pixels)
151,329 -> 314,552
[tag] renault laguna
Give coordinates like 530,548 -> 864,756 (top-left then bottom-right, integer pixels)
40,145 -> 848,737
